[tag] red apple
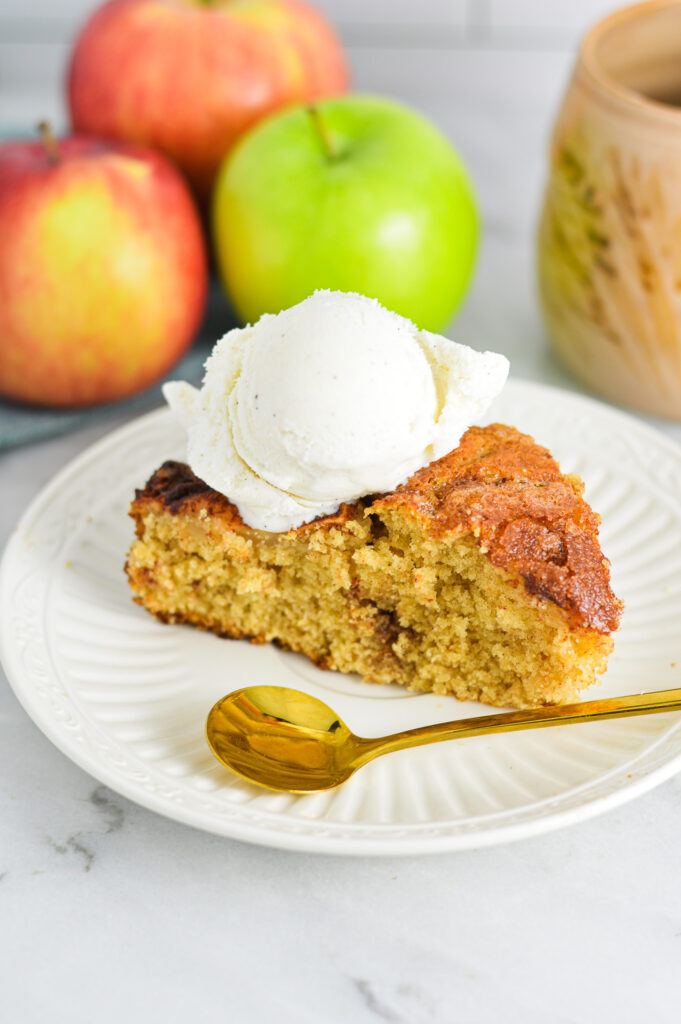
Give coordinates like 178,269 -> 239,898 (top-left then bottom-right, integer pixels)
67,0 -> 349,200
0,127 -> 208,408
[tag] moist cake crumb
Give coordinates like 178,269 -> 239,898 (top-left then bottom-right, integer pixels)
126,424 -> 621,709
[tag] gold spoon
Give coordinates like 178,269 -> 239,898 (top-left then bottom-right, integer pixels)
206,684 -> 681,793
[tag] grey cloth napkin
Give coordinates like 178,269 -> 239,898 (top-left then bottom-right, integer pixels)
0,281 -> 237,450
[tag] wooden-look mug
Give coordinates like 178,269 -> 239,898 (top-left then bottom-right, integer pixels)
538,0 -> 681,419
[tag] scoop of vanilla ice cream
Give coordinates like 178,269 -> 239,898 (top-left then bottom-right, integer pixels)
163,291 -> 509,532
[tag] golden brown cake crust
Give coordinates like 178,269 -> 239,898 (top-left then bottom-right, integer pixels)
375,424 -> 622,634
133,423 -> 622,635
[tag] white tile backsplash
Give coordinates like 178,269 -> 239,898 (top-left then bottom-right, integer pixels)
0,0 -> 626,40
488,0 -> 617,33
314,0 -> 467,27
0,0 -> 466,33
0,0 -> 92,23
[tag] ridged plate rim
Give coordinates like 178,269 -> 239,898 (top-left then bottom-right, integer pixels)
2,376 -> 681,855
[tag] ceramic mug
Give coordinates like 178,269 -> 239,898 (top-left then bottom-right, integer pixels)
538,0 -> 681,420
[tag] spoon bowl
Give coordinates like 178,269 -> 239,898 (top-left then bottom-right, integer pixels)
206,684 -> 681,793
206,686 -> 364,791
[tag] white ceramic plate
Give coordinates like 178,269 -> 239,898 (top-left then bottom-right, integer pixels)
3,378 -> 681,855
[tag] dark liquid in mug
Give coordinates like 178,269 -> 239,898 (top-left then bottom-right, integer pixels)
644,87 -> 681,108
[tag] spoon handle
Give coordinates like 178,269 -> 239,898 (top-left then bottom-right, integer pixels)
355,687 -> 681,763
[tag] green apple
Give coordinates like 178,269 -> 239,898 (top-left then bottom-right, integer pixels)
212,96 -> 479,331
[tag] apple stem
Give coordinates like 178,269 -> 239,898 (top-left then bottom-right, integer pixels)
307,106 -> 336,160
38,121 -> 60,164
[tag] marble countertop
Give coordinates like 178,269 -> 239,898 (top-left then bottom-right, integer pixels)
4,31 -> 681,1024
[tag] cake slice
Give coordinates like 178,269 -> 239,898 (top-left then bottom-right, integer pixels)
126,423 -> 621,709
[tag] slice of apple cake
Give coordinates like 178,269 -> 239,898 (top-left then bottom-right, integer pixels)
126,423 -> 621,709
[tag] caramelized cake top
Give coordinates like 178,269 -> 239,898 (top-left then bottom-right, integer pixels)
132,424 -> 622,635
